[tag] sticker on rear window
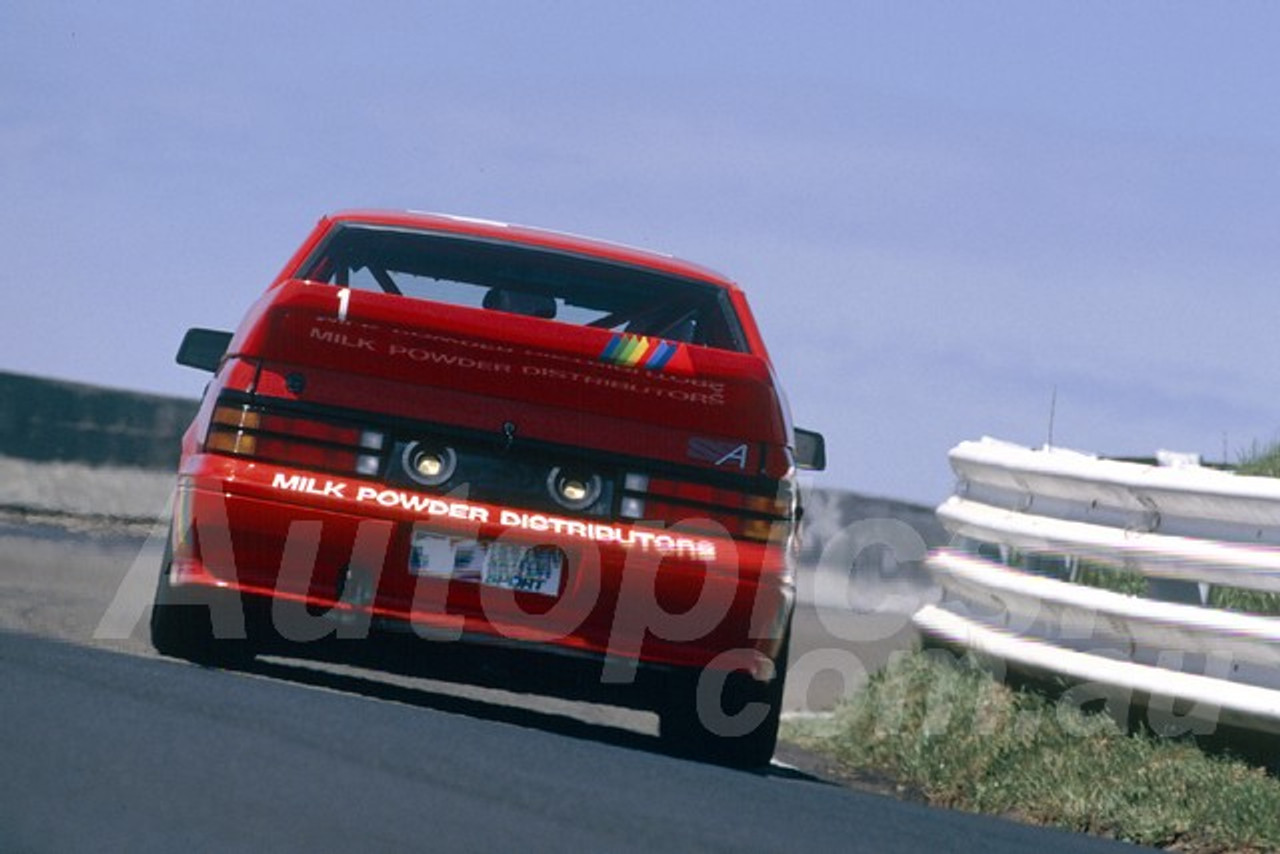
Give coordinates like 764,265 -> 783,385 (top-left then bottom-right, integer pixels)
599,334 -> 691,372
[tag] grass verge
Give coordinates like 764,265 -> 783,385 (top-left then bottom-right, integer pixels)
782,650 -> 1280,852
1237,441 -> 1280,478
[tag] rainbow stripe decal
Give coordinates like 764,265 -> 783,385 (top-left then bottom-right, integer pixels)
599,334 -> 681,370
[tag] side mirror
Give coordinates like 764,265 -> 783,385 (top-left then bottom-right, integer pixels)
176,328 -> 233,373
794,427 -> 826,471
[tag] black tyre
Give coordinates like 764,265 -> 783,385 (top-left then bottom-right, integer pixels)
149,534 -> 253,667
658,633 -> 789,769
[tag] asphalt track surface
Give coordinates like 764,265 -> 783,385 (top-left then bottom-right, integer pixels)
0,517 -> 1138,852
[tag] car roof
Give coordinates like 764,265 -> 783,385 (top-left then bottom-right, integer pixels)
326,209 -> 739,291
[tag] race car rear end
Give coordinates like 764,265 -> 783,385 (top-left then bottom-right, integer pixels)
152,211 -> 825,767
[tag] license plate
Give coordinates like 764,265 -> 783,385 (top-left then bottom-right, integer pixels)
409,532 -> 563,597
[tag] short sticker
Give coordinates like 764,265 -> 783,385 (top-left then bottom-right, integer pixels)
688,437 -> 751,469
599,334 -> 684,371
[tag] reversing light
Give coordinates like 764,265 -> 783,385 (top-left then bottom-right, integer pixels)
619,496 -> 645,519
620,472 -> 648,519
402,441 -> 457,487
357,431 -> 385,476
547,467 -> 602,511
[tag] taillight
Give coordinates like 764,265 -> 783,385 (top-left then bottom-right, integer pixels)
619,472 -> 794,543
205,399 -> 384,476
207,405 -> 261,455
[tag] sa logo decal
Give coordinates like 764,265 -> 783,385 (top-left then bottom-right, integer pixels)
687,437 -> 750,470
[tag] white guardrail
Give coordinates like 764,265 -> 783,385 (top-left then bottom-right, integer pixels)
914,436 -> 1280,737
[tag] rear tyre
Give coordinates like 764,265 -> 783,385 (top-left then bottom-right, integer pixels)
149,535 -> 253,667
658,635 -> 789,769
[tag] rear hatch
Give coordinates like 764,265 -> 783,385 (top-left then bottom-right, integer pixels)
229,280 -> 790,478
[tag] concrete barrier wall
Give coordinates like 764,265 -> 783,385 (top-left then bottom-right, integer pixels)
0,371 -> 198,470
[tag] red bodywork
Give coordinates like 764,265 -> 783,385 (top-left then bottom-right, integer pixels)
168,211 -> 802,696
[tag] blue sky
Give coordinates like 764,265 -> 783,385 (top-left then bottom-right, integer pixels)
4,2 -> 1279,504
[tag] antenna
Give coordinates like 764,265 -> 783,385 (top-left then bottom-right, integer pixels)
1047,385 -> 1058,448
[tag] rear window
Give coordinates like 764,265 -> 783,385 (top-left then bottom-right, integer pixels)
296,224 -> 749,353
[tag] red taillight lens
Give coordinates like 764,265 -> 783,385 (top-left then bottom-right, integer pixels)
647,478 -> 793,515
253,437 -> 359,471
204,400 -> 383,476
621,473 -> 794,543
258,413 -> 363,446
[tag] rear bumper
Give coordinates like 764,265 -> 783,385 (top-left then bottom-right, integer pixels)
169,455 -> 794,681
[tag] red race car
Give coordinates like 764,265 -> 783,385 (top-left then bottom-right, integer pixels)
152,210 -> 825,767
